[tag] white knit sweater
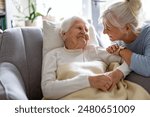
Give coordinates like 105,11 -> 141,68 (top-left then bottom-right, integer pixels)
42,45 -> 130,99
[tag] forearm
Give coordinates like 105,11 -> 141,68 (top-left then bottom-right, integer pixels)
42,75 -> 90,99
130,53 -> 150,77
119,48 -> 132,65
109,69 -> 124,79
97,47 -> 121,65
119,47 -> 150,76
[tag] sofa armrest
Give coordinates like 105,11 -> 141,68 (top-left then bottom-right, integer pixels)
0,62 -> 28,99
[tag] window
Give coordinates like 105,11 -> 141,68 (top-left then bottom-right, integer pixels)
36,0 -> 85,20
36,0 -> 111,47
36,0 -> 150,47
142,0 -> 150,22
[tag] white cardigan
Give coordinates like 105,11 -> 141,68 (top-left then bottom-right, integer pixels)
42,45 -> 130,99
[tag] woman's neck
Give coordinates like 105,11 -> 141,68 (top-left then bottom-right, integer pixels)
123,31 -> 138,44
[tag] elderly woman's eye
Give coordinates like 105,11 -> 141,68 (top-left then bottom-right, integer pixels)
107,27 -> 111,31
77,27 -> 82,30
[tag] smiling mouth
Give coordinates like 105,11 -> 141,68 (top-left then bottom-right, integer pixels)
109,35 -> 112,38
109,36 -> 113,39
78,35 -> 85,38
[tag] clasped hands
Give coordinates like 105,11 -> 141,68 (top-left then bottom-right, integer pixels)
89,70 -> 122,91
106,44 -> 125,56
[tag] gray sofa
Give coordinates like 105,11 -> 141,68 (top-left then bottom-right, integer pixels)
0,27 -> 43,100
0,27 -> 150,100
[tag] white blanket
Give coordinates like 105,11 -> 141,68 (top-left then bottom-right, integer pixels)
57,61 -> 150,100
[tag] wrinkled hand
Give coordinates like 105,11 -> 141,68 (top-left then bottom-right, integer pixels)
89,74 -> 113,91
106,44 -> 120,55
105,70 -> 123,91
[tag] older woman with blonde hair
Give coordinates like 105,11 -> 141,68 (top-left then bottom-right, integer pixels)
42,16 -> 130,99
102,0 -> 150,77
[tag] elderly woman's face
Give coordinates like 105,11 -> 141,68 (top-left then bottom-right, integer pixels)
63,19 -> 89,49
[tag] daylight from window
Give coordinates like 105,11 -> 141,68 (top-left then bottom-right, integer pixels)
37,0 -> 150,47
37,0 -> 82,20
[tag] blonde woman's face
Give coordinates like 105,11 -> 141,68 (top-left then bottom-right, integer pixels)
63,19 -> 89,49
103,19 -> 127,41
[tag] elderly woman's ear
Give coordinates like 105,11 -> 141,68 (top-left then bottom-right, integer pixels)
60,31 -> 66,41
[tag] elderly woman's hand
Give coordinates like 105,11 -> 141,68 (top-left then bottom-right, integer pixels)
89,75 -> 112,91
105,69 -> 124,91
106,44 -> 120,55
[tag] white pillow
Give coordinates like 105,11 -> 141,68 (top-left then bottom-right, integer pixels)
43,20 -> 64,56
88,24 -> 99,45
43,20 -> 99,56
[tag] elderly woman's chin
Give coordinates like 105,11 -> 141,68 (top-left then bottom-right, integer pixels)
78,40 -> 87,49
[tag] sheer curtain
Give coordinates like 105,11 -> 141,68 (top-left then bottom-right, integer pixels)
142,0 -> 150,22
36,0 -> 92,21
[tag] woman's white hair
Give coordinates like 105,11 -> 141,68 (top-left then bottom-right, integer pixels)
101,0 -> 142,33
59,16 -> 89,35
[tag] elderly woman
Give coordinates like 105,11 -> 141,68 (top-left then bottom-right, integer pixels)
102,0 -> 150,77
42,16 -> 130,99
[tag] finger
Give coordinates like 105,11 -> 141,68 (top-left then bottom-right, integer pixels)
108,83 -> 115,91
101,86 -> 108,91
105,75 -> 113,85
111,45 -> 119,52
114,44 -> 119,49
106,47 -> 113,53
107,46 -> 114,52
107,80 -> 112,86
104,83 -> 111,90
109,46 -> 115,53
106,48 -> 110,52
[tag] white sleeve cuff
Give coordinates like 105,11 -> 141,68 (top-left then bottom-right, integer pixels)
116,61 -> 131,78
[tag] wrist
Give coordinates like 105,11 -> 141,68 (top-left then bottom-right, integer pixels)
109,69 -> 124,80
88,76 -> 94,88
118,46 -> 126,56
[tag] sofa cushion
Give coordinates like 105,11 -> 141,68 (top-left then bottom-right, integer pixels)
0,62 -> 28,99
0,82 -> 6,99
126,72 -> 150,94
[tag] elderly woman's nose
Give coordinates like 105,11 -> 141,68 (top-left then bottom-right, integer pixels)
81,28 -> 87,34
